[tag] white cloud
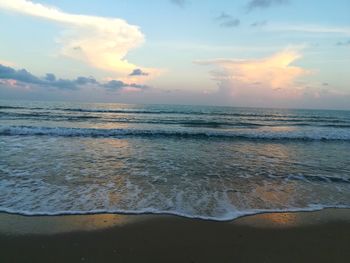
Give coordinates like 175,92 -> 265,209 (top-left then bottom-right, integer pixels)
0,0 -> 145,76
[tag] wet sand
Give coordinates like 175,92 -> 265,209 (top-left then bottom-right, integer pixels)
1,209 -> 350,263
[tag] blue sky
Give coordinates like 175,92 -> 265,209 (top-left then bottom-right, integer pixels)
0,0 -> 349,109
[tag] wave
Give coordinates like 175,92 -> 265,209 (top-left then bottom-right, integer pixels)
0,111 -> 101,120
54,108 -> 350,120
0,105 -> 27,110
1,125 -> 350,141
2,105 -> 349,125
276,174 -> 350,184
0,105 -> 45,110
0,106 -> 242,116
0,205 -> 349,221
2,112 -> 350,129
2,108 -> 349,126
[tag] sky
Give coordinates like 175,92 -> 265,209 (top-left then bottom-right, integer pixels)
0,0 -> 349,109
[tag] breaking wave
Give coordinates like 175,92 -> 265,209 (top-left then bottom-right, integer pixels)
1,125 -> 350,141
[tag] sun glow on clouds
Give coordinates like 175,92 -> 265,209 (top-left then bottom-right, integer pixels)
195,49 -> 309,100
0,79 -> 18,87
0,0 -> 148,77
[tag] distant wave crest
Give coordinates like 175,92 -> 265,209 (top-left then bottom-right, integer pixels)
1,125 -> 350,141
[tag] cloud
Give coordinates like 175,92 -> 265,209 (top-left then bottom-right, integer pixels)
0,59 -> 16,67
129,68 -> 149,76
0,64 -> 92,89
103,80 -> 149,91
215,12 -> 240,28
251,20 -> 268,27
336,40 -> 350,46
170,0 -> 187,8
216,12 -> 232,20
220,19 -> 240,28
74,76 -> 98,85
0,64 -> 149,91
0,0 -> 145,75
247,0 -> 289,11
268,24 -> 350,35
194,48 -> 309,100
0,64 -> 44,85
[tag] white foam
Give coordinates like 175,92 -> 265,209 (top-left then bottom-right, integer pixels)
1,205 -> 349,222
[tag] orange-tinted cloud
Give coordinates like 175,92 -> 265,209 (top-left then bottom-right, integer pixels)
196,48 -> 308,91
194,48 -> 313,106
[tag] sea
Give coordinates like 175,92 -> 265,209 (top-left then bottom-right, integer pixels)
0,100 -> 350,220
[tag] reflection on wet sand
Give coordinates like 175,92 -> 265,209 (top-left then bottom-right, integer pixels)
257,213 -> 299,227
236,208 -> 350,228
235,212 -> 300,228
0,213 -> 143,235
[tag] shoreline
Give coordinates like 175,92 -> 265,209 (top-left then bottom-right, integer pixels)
1,208 -> 350,262
1,208 -> 350,235
2,205 -> 350,222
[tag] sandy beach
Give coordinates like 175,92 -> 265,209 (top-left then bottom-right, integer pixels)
1,209 -> 350,263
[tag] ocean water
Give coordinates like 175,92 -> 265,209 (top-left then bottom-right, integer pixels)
0,100 -> 350,220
